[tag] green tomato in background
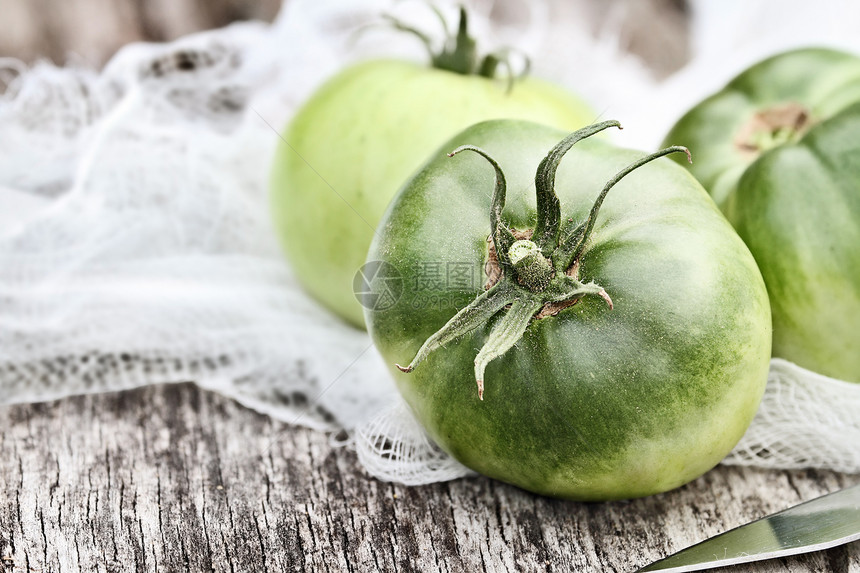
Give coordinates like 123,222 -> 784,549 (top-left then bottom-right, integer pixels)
663,48 -> 860,382
269,8 -> 594,328
365,119 -> 771,500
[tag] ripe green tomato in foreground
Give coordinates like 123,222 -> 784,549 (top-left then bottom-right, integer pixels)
365,120 -> 771,500
663,48 -> 860,382
269,14 -> 594,328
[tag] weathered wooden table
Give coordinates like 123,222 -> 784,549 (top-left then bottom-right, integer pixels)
1,382 -> 858,572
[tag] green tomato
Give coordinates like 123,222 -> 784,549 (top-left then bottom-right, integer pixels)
269,10 -> 594,328
663,48 -> 860,382
364,119 -> 771,500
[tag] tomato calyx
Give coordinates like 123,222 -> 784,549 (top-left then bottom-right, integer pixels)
395,121 -> 691,400
383,5 -> 529,87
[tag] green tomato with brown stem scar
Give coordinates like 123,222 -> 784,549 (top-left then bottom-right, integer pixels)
663,47 -> 860,382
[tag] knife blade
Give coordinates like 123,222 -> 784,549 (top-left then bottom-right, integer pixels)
637,483 -> 860,572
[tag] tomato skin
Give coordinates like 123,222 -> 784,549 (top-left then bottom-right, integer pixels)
663,48 -> 860,382
663,48 -> 860,208
365,120 -> 771,500
730,107 -> 860,381
270,59 -> 594,328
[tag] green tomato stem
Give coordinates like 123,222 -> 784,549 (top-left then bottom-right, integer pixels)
395,283 -> 513,374
554,145 -> 692,270
533,120 -> 622,257
478,49 -> 528,92
508,240 -> 554,292
383,5 -> 528,82
398,122 -> 680,400
478,52 -> 501,79
380,14 -> 436,63
474,297 -> 543,400
547,275 -> 614,308
432,6 -> 477,75
448,145 -> 515,271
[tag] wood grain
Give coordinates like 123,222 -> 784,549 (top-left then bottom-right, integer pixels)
1,382 -> 858,572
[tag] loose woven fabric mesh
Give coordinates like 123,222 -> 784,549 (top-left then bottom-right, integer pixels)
1,0 -> 859,484
0,16 -> 395,431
